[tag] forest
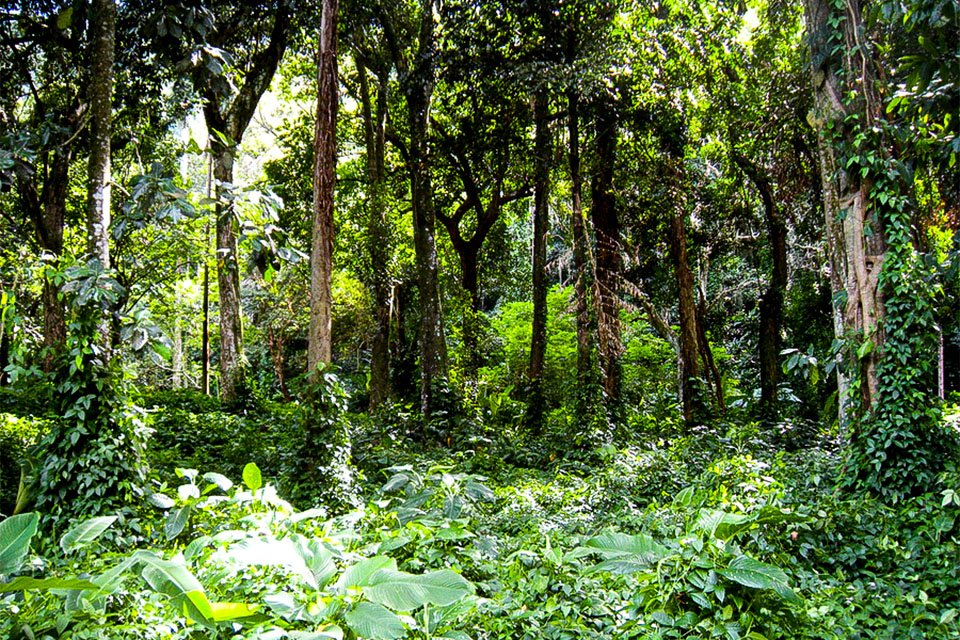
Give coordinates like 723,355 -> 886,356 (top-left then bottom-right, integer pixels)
0,0 -> 958,637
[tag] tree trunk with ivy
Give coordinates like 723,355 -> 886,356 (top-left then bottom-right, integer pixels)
803,0 -> 886,424
527,88 -> 551,433
804,0 -> 952,497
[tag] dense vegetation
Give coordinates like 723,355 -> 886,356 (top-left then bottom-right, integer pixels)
1,0 -> 958,638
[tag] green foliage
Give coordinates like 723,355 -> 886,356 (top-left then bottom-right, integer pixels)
1,464 -> 476,639
0,414 -> 48,516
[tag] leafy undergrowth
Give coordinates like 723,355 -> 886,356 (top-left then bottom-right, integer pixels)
1,412 -> 958,639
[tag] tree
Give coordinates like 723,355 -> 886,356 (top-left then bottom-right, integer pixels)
87,0 -> 116,353
308,0 -> 338,373
527,88 -> 551,432
378,0 -> 448,417
803,0 -> 958,496
187,1 -> 292,405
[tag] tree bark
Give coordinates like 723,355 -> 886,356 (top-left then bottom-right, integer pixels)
591,96 -> 622,403
308,0 -> 339,374
734,153 -> 788,423
402,0 -> 447,417
803,0 -> 886,424
198,2 -> 290,405
357,61 -> 392,409
527,88 -> 551,432
568,88 -> 596,399
87,0 -> 115,356
15,144 -> 71,370
666,161 -> 701,427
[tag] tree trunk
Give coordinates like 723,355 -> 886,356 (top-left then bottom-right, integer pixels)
666,161 -> 701,427
198,2 -> 290,406
591,96 -> 622,403
210,146 -> 245,404
403,0 -> 447,417
803,0 -> 886,424
527,88 -> 551,432
87,0 -> 114,272
734,153 -> 788,423
17,149 -> 70,371
87,0 -> 115,356
358,62 -> 392,409
568,89 -> 596,400
308,0 -> 339,374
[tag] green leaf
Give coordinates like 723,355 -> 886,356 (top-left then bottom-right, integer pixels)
209,601 -> 259,622
0,512 -> 39,574
243,463 -> 263,491
696,509 -> 755,540
134,551 -> 213,623
364,569 -> 474,611
570,530 -> 670,566
344,601 -> 405,639
0,576 -> 97,592
337,556 -> 397,591
202,472 -> 233,492
164,506 -> 191,540
717,555 -> 799,603
60,516 -> 118,554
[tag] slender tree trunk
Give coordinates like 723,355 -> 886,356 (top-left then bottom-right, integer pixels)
172,318 -> 184,388
87,0 -> 115,355
667,161 -> 701,427
527,89 -> 551,432
404,0 -> 447,418
734,153 -> 788,422
87,0 -> 114,270
803,0 -> 886,426
198,2 -> 290,406
591,97 -> 622,403
358,62 -> 392,409
308,0 -> 339,374
210,146 -> 245,404
568,89 -> 595,397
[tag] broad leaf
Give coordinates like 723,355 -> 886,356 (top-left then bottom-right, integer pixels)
243,463 -> 263,491
337,555 -> 396,591
0,576 -> 97,592
717,555 -> 799,603
364,568 -> 474,611
0,512 -> 39,574
60,515 -> 118,554
210,601 -> 260,622
164,506 -> 191,540
570,531 -> 670,565
134,551 -> 214,622
344,601 -> 405,639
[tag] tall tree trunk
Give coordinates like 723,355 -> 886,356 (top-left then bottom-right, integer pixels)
591,96 -> 622,403
87,0 -> 114,270
803,0 -> 886,425
198,2 -> 290,406
210,146 -> 245,403
87,0 -> 115,354
734,153 -> 788,423
527,88 -> 551,432
568,89 -> 595,400
16,147 -> 70,371
403,0 -> 447,418
308,0 -> 339,374
667,161 -> 701,427
358,62 -> 392,409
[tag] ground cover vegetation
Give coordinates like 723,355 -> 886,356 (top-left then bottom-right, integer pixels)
0,0 -> 958,637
